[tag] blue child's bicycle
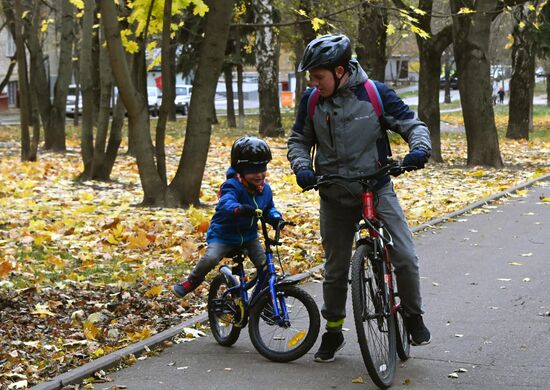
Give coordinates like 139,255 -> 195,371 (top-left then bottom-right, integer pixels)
207,216 -> 320,362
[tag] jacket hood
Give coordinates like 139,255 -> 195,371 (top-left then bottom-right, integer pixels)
226,166 -> 238,179
345,59 -> 369,89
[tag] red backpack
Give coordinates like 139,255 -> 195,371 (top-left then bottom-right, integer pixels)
306,79 -> 392,157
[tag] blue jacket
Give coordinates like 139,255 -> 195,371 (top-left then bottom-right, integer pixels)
206,167 -> 282,246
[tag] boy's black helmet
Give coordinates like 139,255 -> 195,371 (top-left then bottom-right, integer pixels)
231,136 -> 272,174
298,34 -> 352,72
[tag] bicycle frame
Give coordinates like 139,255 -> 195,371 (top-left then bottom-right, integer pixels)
357,189 -> 399,318
220,220 -> 293,326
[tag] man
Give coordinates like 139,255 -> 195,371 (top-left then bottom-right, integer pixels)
287,34 -> 432,363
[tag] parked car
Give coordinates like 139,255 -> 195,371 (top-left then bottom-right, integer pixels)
439,76 -> 458,90
147,87 -> 160,117
174,84 -> 192,115
65,84 -> 81,117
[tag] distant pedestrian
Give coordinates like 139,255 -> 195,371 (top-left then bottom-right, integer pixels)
498,87 -> 505,104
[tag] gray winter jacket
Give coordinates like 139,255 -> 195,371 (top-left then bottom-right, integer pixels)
287,60 -> 431,207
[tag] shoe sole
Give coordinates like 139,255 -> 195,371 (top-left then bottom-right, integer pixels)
313,341 -> 346,363
410,336 -> 432,346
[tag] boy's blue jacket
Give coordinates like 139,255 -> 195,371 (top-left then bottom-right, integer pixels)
206,167 -> 282,246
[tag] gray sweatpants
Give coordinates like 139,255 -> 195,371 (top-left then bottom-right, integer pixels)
189,240 -> 266,283
320,182 -> 423,332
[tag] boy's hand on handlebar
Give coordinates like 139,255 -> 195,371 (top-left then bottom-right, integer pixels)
402,149 -> 429,171
234,204 -> 257,217
296,168 -> 318,190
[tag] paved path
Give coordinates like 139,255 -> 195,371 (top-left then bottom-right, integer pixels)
101,180 -> 550,390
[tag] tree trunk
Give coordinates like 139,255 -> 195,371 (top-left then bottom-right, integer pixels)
442,47 -> 453,103
295,0 -> 315,111
155,0 -> 174,184
103,94 -> 124,178
14,0 -> 32,161
23,0 -> 53,149
237,62 -> 245,128
79,0 -> 95,179
167,0 -> 234,207
506,4 -> 536,140
547,75 -> 550,107
0,55 -> 16,93
224,64 -> 236,127
253,0 -> 283,137
46,0 -> 74,152
235,26 -> 245,128
356,0 -> 388,81
450,0 -> 503,168
90,31 -> 114,180
412,0 -> 453,163
73,57 -> 80,126
100,0 -> 165,205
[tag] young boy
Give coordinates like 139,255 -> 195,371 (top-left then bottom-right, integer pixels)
173,136 -> 283,298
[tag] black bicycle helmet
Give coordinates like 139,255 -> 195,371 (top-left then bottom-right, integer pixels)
231,136 -> 272,174
298,34 -> 352,72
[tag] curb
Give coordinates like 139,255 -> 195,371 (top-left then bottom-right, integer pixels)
30,172 -> 550,389
31,313 -> 208,390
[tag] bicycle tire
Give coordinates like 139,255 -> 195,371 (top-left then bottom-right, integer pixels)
207,274 -> 242,346
395,308 -> 410,361
248,285 -> 320,362
351,244 -> 397,389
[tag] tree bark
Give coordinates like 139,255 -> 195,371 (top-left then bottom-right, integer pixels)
100,0 -> 165,205
167,0 -> 234,207
89,30 -> 114,180
235,26 -> 245,128
23,0 -> 53,149
356,0 -> 388,82
294,0 -> 315,111
0,55 -> 16,93
224,64 -> 236,127
46,0 -> 74,152
154,0 -> 174,184
253,0 -> 282,136
79,0 -> 95,179
442,47 -> 453,103
450,0 -> 503,168
14,0 -> 32,161
506,4 -> 536,140
547,74 -> 550,107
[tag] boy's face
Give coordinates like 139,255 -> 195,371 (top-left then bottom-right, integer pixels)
243,170 -> 267,187
308,65 -> 346,97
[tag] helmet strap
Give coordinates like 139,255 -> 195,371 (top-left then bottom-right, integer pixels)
330,67 -> 347,96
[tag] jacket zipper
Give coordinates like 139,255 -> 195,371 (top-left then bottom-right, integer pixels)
326,113 -> 334,147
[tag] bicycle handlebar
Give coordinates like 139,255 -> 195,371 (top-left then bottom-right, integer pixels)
260,218 -> 296,247
302,159 -> 416,192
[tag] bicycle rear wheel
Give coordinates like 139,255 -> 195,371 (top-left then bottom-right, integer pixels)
395,308 -> 410,361
248,285 -> 320,362
208,274 -> 242,346
351,244 -> 396,389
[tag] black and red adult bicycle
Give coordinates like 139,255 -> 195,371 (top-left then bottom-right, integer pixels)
307,160 -> 412,388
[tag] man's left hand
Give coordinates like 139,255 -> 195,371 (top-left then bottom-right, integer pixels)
402,149 -> 429,170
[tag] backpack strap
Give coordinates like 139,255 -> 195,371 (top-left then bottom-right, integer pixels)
364,79 -> 392,157
364,79 -> 384,118
307,87 -> 320,123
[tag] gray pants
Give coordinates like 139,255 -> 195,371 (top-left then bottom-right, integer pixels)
320,182 -> 423,331
189,240 -> 266,283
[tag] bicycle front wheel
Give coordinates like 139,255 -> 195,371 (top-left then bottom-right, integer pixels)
208,274 -> 242,346
351,244 -> 396,389
395,308 -> 410,361
248,285 -> 320,362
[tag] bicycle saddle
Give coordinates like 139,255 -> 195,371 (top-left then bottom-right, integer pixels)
224,247 -> 248,260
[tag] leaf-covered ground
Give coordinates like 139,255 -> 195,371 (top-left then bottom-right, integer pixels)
1,118 -> 549,388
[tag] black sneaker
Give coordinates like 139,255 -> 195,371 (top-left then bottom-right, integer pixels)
314,332 -> 345,362
405,315 -> 431,346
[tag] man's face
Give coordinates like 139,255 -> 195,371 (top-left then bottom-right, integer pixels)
243,171 -> 267,187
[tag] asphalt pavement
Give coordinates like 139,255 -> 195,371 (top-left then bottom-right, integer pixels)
88,179 -> 550,390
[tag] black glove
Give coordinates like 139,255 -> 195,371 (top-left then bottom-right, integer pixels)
234,204 -> 256,217
269,217 -> 284,228
296,169 -> 317,189
402,149 -> 429,170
